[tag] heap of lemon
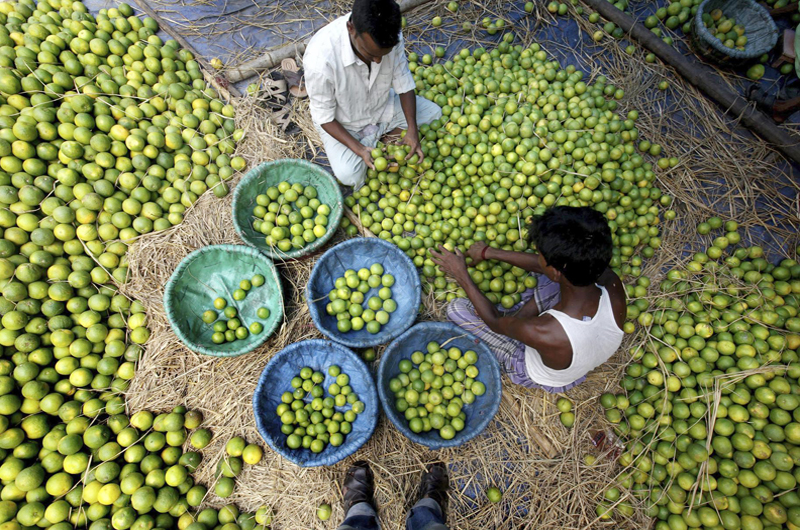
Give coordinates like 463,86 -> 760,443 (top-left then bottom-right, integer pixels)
345,34 -> 674,307
596,218 -> 800,528
0,0 -> 261,528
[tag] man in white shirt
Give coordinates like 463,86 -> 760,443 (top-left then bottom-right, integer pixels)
303,0 -> 442,188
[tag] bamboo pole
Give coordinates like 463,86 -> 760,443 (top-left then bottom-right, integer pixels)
580,0 -> 800,165
226,0 -> 436,83
130,0 -> 242,99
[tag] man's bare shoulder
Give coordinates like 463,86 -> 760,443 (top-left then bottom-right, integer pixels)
507,312 -> 563,348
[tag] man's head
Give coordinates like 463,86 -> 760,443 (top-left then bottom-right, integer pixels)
348,0 -> 402,64
529,206 -> 612,287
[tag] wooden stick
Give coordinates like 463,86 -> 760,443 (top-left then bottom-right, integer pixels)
581,0 -> 800,165
129,0 -> 242,99
501,393 -> 560,459
226,0 -> 436,83
345,208 -> 377,238
768,1 -> 799,16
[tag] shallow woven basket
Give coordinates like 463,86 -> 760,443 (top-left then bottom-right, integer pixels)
231,159 -> 344,261
690,0 -> 778,66
163,244 -> 284,357
252,339 -> 379,467
377,322 -> 502,449
306,238 -> 422,349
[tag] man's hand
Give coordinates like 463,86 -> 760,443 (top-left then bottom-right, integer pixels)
400,128 -> 424,163
430,245 -> 469,283
466,241 -> 489,265
357,144 -> 375,170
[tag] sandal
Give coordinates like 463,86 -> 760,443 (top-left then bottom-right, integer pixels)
746,84 -> 776,114
281,58 -> 307,98
247,77 -> 287,104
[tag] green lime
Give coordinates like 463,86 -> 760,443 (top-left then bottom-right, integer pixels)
487,486 -> 502,503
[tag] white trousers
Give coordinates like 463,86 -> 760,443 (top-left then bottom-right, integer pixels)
316,95 -> 442,189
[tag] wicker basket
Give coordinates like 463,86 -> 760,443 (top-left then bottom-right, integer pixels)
231,159 -> 344,261
253,339 -> 378,467
164,245 -> 284,357
377,322 -> 502,449
690,0 -> 778,66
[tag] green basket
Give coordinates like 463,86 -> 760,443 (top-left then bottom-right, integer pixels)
690,0 -> 778,66
163,244 -> 284,357
231,159 -> 344,261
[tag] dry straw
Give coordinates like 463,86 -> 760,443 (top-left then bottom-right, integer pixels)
121,1 -> 799,528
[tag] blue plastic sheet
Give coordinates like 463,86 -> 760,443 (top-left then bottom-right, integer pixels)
307,238 -> 421,348
252,339 -> 379,467
377,322 -> 502,449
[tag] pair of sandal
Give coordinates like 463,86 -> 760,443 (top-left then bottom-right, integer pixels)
746,80 -> 800,124
252,58 -> 307,132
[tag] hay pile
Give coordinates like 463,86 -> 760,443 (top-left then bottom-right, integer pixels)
122,1 -> 799,529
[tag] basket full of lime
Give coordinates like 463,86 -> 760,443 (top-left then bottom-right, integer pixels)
232,159 -> 344,260
377,322 -> 502,449
307,238 -> 421,348
253,339 -> 379,467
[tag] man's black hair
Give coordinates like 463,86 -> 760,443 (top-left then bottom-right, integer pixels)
528,206 -> 612,287
351,0 -> 402,49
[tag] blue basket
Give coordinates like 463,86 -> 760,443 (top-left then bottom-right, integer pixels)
252,339 -> 379,467
306,238 -> 421,348
377,322 -> 502,449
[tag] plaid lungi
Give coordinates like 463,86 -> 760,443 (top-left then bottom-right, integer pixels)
446,274 -> 586,393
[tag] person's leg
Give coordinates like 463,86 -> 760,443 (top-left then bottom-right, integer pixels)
506,273 -> 562,315
405,498 -> 448,530
316,125 -> 368,189
446,297 -> 526,374
385,94 -> 442,133
337,461 -> 380,530
337,502 -> 380,530
406,463 -> 449,530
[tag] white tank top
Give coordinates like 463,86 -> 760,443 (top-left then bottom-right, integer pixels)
524,286 -> 624,387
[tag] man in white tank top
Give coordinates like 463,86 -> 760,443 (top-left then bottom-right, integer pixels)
431,207 -> 626,393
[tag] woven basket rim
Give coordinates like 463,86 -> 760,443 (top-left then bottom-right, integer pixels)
693,0 -> 779,60
306,237 -> 422,348
376,321 -> 503,449
231,158 -> 344,260
252,338 -> 379,467
163,244 -> 284,357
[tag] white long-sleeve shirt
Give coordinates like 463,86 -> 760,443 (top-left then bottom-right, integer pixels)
303,14 -> 416,132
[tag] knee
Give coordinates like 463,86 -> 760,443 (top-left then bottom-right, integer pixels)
330,157 -> 366,188
416,97 -> 443,125
445,297 -> 472,323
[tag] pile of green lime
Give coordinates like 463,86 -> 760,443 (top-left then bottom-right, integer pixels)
594,219 -> 800,526
0,0 -> 269,527
325,263 -> 397,334
276,365 -> 366,453
346,36 -> 675,307
389,341 -> 485,440
252,182 -> 332,253
201,274 -> 271,344
213,436 -> 263,498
